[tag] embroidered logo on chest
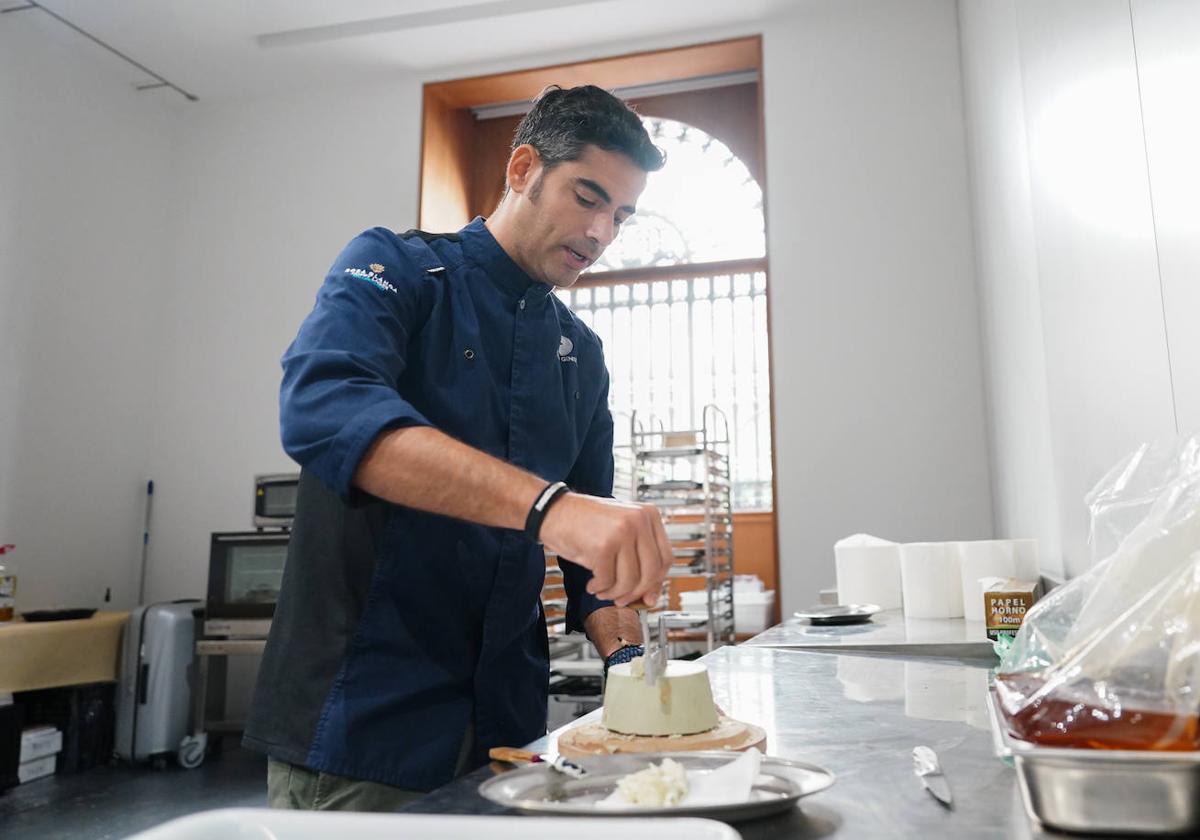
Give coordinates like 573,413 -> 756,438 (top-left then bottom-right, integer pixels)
558,336 -> 577,364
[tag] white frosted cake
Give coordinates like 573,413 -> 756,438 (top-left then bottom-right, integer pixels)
601,657 -> 720,736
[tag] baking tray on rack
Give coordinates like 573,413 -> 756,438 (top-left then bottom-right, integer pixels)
650,497 -> 709,509
636,447 -> 727,460
987,687 -> 1200,835
639,480 -> 705,493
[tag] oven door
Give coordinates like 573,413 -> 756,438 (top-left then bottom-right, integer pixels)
206,532 -> 289,620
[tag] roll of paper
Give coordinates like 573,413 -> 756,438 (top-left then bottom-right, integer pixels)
956,540 -> 1017,621
834,534 -> 902,609
900,542 -> 963,618
1011,538 -> 1040,582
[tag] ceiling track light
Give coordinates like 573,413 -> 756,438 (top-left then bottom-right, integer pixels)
2,0 -> 198,101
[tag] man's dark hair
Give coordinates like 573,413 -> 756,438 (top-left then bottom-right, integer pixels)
512,85 -> 666,175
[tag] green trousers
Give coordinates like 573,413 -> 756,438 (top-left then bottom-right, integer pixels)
267,723 -> 475,812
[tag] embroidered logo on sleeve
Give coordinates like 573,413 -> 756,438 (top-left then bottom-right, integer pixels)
558,336 -> 577,364
344,265 -> 397,294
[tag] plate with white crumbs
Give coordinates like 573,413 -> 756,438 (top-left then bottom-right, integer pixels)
478,751 -> 834,822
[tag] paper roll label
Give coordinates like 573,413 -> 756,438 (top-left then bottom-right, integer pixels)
984,579 -> 1039,640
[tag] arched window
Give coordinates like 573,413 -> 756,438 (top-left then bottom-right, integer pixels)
559,118 -> 772,510
594,117 -> 765,271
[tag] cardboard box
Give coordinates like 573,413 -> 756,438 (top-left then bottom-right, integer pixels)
20,726 -> 62,763
18,753 -> 56,784
984,578 -> 1040,641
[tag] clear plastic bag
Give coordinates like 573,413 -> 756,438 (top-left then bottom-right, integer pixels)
995,432 -> 1200,750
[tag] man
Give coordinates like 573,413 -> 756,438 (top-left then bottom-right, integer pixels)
244,85 -> 671,811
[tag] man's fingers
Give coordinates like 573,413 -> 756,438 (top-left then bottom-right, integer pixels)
586,552 -> 614,596
649,508 -> 674,577
597,541 -> 638,606
631,528 -> 664,608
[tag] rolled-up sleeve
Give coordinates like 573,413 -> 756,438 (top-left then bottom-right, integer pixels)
560,364 -> 616,634
280,229 -> 433,500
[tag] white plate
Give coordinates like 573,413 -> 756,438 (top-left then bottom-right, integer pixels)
125,808 -> 742,840
478,752 -> 835,822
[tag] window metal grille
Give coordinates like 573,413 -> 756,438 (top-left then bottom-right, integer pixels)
558,270 -> 773,510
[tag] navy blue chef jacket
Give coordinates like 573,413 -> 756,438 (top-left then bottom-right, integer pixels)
243,218 -> 613,791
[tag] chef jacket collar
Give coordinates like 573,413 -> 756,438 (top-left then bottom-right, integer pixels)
462,217 -> 554,302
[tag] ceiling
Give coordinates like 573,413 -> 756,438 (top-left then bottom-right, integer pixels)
2,0 -> 788,103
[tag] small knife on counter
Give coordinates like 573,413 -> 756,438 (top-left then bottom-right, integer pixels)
488,747 -> 587,779
912,745 -> 953,808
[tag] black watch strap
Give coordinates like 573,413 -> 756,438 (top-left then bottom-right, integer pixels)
524,481 -> 569,544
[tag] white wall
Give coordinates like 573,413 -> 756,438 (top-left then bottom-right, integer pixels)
1132,0 -> 1200,434
957,0 -> 1063,574
146,0 -> 994,611
764,0 -> 994,610
6,1 -> 996,616
0,10 -> 176,610
141,78 -> 424,602
959,0 -> 1199,577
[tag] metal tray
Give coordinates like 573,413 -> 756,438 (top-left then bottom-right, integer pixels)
478,752 -> 834,822
639,480 -> 704,493
792,604 -> 880,626
987,687 -> 1200,835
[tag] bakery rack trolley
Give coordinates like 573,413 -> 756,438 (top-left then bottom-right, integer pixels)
630,404 -> 735,652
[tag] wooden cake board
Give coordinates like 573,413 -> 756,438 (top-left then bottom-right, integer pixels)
557,716 -> 767,758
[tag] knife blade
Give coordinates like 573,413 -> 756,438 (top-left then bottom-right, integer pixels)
488,746 -> 587,779
636,605 -> 668,686
912,745 -> 953,808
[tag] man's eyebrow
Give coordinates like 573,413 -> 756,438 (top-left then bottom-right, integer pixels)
576,178 -> 637,216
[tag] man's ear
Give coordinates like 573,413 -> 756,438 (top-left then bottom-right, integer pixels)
506,144 -> 541,195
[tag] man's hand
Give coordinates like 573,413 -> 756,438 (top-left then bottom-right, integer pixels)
540,493 -> 673,607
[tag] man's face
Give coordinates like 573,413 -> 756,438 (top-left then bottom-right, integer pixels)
510,145 -> 648,288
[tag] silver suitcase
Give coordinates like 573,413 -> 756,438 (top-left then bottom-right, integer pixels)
115,600 -> 201,763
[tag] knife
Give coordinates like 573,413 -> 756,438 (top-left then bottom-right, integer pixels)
636,605 -> 668,686
488,746 -> 587,779
912,746 -> 953,808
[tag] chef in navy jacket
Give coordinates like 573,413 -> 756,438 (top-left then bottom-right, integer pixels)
245,85 -> 674,810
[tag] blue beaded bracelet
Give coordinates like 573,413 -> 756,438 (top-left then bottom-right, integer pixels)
603,644 -> 644,677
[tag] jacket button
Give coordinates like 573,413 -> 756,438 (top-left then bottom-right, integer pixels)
464,348 -> 475,360
518,299 -> 526,310
575,391 -> 580,400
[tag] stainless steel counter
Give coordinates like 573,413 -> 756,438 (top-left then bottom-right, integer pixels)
404,644 -> 1073,837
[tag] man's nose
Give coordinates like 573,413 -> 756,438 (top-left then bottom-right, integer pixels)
586,214 -> 615,249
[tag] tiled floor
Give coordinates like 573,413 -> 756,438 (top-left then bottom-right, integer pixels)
0,744 -> 267,840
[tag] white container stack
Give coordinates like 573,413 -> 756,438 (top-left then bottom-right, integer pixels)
680,575 -> 775,635
18,725 -> 62,784
733,576 -> 775,635
956,541 -> 1017,621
